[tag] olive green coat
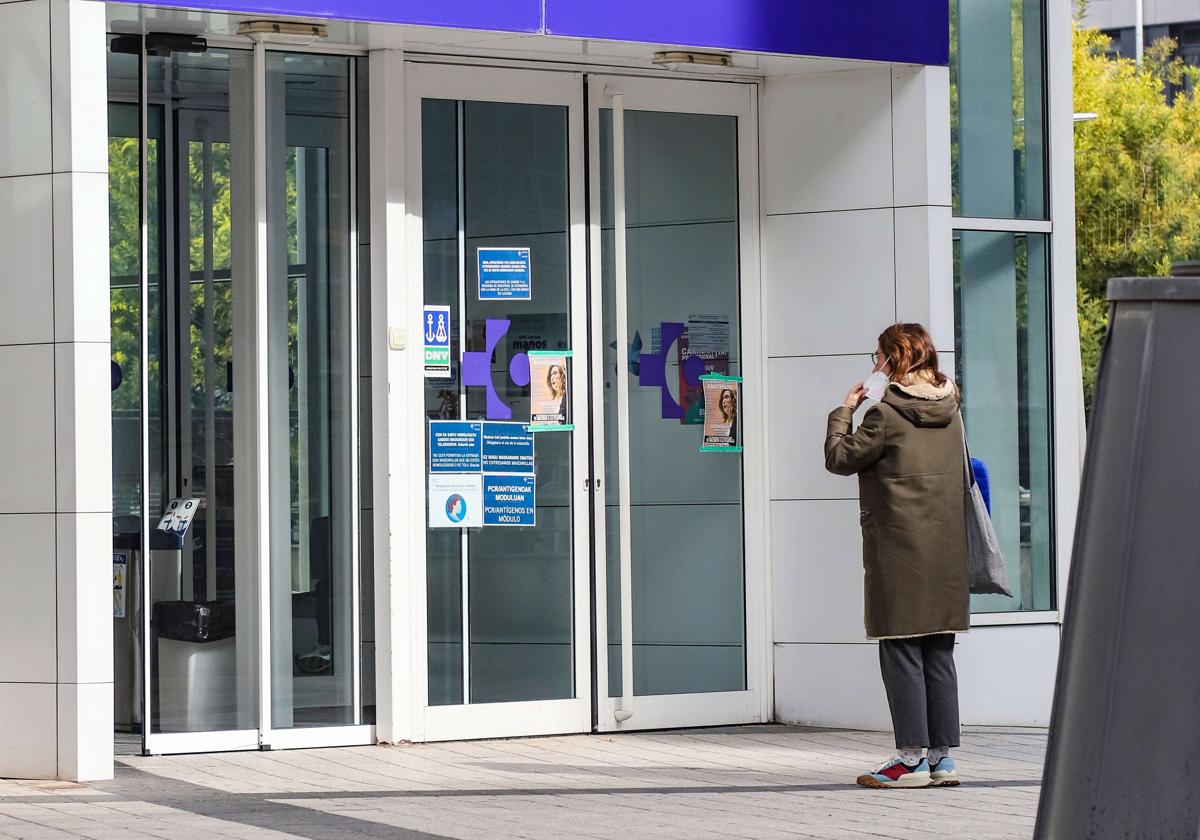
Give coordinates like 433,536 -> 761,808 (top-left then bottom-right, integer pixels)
824,380 -> 970,640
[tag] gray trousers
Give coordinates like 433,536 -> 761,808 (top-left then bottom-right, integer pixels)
878,633 -> 961,749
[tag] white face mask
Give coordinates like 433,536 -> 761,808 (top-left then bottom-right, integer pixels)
864,370 -> 890,401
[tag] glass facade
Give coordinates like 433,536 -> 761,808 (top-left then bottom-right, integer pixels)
951,0 -> 1047,220
952,0 -> 1056,614
954,231 -> 1054,612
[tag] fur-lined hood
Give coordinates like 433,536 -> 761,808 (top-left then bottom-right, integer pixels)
881,371 -> 958,429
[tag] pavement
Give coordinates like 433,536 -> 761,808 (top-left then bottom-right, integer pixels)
0,725 -> 1046,839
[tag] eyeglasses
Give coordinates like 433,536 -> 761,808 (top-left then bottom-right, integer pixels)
870,352 -> 881,366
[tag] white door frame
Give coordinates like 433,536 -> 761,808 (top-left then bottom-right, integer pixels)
403,61 -> 594,742
587,74 -> 770,733
137,44 -> 374,756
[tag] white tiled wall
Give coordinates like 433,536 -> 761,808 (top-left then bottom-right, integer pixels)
762,64 -> 1052,732
0,0 -> 112,781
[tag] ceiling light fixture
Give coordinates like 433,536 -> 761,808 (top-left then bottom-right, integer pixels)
652,50 -> 733,68
238,20 -> 327,46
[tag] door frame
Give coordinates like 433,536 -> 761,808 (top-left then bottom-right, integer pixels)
402,61 -> 594,742
121,40 -> 375,756
586,74 -> 770,733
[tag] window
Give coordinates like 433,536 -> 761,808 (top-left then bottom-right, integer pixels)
954,231 -> 1053,612
951,0 -> 1047,219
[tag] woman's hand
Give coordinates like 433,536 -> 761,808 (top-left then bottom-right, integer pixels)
842,383 -> 867,411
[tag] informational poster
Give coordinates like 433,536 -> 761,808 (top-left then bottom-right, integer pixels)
423,305 -> 452,377
680,314 -> 731,425
112,552 -> 128,619
157,498 -> 200,534
429,474 -> 484,528
700,375 -> 743,453
478,247 -> 532,300
429,421 -> 484,473
428,420 -> 536,527
483,474 -> 537,526
482,422 -> 536,473
528,350 -> 572,430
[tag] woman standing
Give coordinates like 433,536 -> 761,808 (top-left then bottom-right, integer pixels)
824,322 -> 969,789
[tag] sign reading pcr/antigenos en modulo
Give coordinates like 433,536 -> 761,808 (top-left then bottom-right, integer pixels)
483,474 -> 536,527
478,247 -> 531,300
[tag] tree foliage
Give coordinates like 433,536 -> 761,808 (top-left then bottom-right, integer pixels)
1074,23 -> 1200,407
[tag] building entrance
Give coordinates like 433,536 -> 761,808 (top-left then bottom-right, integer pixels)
107,37 -> 373,754
409,64 -> 768,740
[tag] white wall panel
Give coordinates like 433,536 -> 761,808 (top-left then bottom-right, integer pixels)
957,624 -> 1059,726
56,512 -> 113,684
53,172 -> 111,344
774,642 -> 892,730
49,0 -> 107,174
0,514 -> 57,683
771,499 -> 866,645
762,68 -> 893,215
57,681 -> 112,782
0,0 -> 52,178
890,65 -> 952,209
767,354 -> 873,502
55,341 -> 113,514
0,345 -> 57,513
0,683 -> 58,779
894,204 -> 954,351
0,175 -> 55,346
763,209 -> 896,358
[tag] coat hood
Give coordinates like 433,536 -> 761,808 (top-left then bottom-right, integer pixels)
881,374 -> 958,428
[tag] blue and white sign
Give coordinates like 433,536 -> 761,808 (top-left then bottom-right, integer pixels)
482,422 -> 535,474
423,304 -> 452,377
429,474 -> 483,529
478,247 -> 532,301
429,421 -> 483,473
483,474 -> 536,527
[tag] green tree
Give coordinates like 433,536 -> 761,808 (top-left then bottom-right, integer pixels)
1073,23 -> 1200,408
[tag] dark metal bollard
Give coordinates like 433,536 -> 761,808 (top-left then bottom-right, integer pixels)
1035,277 -> 1200,839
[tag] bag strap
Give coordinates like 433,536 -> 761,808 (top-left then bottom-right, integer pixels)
960,412 -> 977,489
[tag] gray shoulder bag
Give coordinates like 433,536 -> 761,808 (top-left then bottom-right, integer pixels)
962,421 -> 1013,597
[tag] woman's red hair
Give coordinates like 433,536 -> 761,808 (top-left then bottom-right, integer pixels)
877,323 -> 948,387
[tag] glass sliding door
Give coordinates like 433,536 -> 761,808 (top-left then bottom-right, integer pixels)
265,52 -> 362,735
107,37 -> 372,755
589,76 -> 766,731
409,63 -> 592,741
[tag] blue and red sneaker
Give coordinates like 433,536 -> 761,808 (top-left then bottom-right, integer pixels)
856,756 -> 931,789
929,755 -> 959,787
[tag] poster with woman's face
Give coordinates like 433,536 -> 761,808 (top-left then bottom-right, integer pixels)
702,379 -> 740,450
529,354 -> 569,425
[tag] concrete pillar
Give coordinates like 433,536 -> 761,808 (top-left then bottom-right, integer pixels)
0,0 -> 113,780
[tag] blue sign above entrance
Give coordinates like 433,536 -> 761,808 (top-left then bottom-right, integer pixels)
127,2 -> 948,66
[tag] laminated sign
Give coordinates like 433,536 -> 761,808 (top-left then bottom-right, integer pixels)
478,247 -> 531,300
700,375 -> 743,453
423,305 -> 452,377
528,350 -> 572,430
428,420 -> 536,528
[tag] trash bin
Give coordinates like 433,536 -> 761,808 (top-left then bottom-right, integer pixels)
153,600 -> 237,732
1035,276 -> 1200,839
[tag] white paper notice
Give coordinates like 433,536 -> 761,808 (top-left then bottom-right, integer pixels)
429,474 -> 484,529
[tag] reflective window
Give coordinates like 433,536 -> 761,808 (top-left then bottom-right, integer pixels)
951,0 -> 1047,219
954,230 -> 1053,612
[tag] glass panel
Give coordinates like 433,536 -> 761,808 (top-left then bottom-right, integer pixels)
601,109 -> 746,696
422,99 -> 575,705
951,0 -> 1047,219
267,52 -> 356,728
954,230 -> 1054,612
